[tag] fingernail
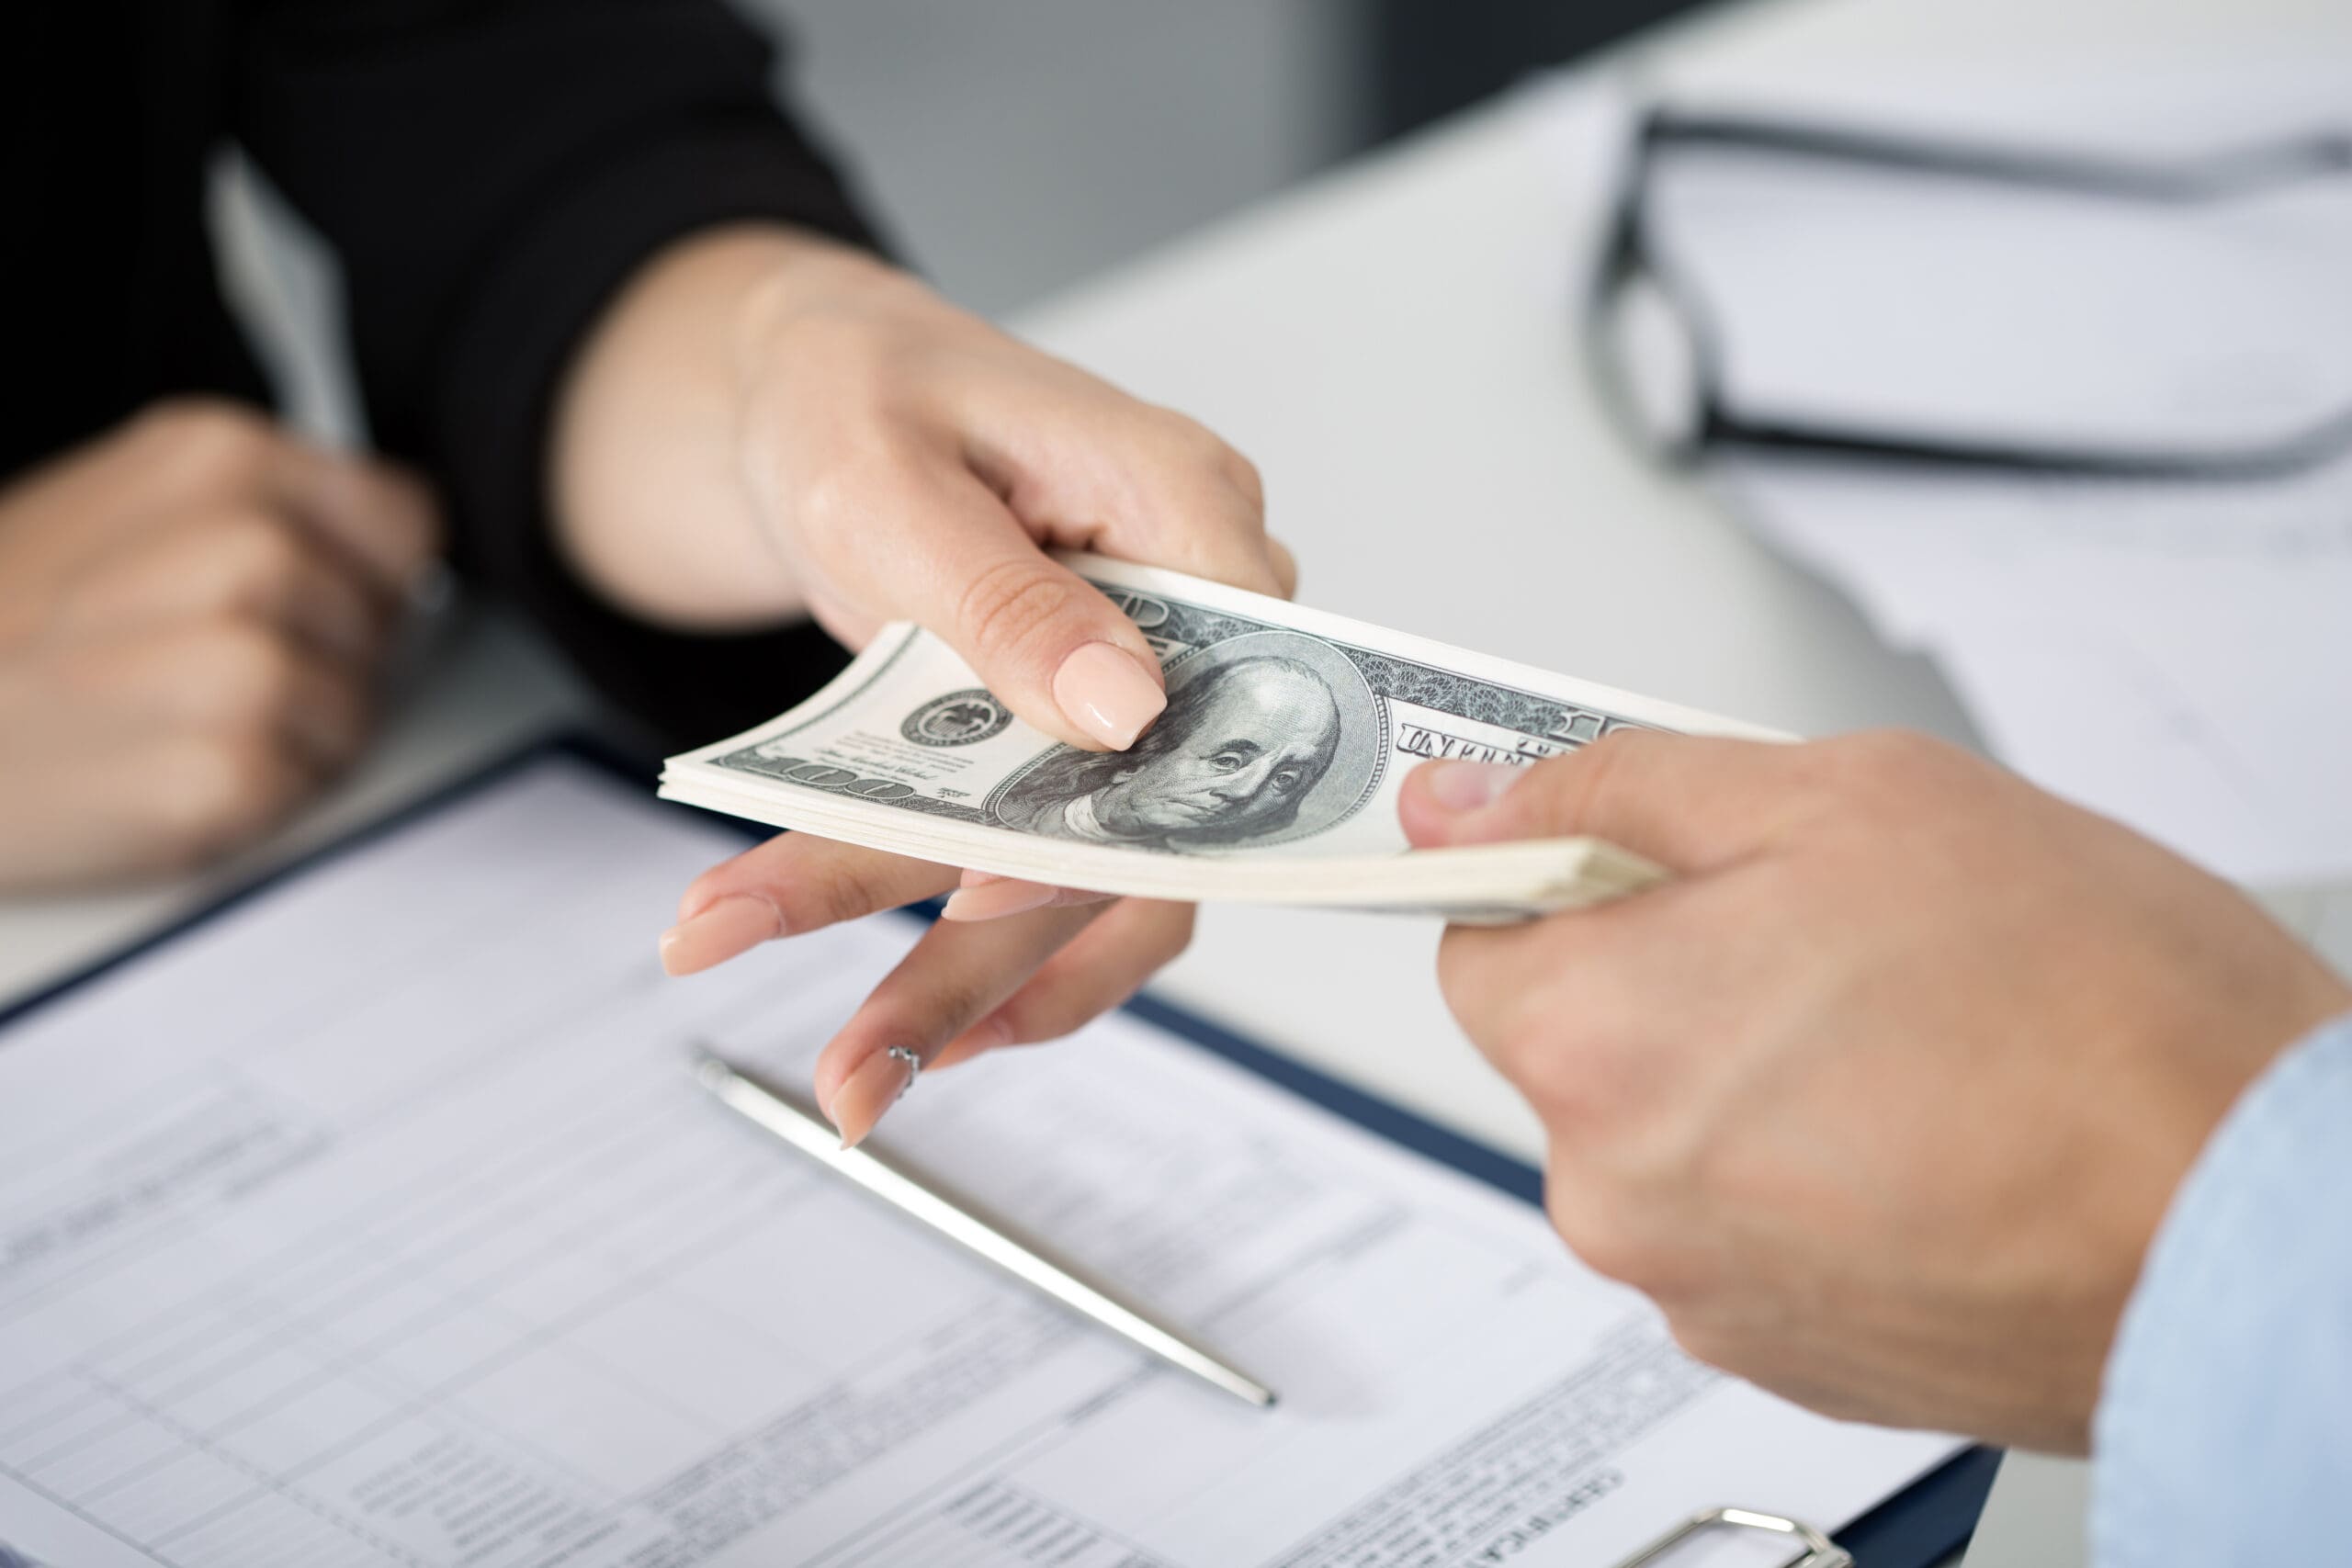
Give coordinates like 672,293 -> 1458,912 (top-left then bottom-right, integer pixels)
941,880 -> 1059,922
658,895 -> 781,975
1052,642 -> 1165,750
831,1046 -> 919,1148
1425,761 -> 1527,812
960,868 -> 1006,886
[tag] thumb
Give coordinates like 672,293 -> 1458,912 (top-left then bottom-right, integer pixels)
859,462 -> 1170,751
1397,729 -> 1807,874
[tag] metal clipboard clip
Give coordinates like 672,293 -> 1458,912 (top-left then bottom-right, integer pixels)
1614,1506 -> 1853,1568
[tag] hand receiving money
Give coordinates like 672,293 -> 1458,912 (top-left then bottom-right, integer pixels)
661,555 -> 1779,1145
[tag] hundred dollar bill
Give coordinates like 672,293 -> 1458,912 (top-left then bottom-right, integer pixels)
659,555 -> 1787,919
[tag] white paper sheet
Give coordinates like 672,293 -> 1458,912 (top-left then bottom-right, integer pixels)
0,756 -> 1957,1568
1641,128 -> 2352,459
1547,58 -> 2352,887
1720,451 -> 2352,886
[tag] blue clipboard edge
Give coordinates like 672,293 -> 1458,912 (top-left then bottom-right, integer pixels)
0,730 -> 1998,1564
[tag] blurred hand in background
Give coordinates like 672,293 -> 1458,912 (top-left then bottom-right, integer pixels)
0,401 -> 437,891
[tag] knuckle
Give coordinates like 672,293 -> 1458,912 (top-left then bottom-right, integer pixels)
1144,903 -> 1195,967
1219,447 -> 1266,511
1544,1182 -> 1652,1286
1487,1004 -> 1562,1092
140,397 -> 274,476
791,456 -> 877,540
160,737 -> 290,852
1504,1004 -> 1653,1140
200,623 -> 301,727
1516,1033 -> 1623,1134
1561,727 -> 1650,809
1663,1315 -> 1738,1374
1149,407 -> 1230,468
384,468 -> 447,558
214,513 -> 308,602
954,557 -> 1087,664
1802,728 -> 1962,822
788,850 -> 905,930
1435,930 -> 1504,1041
873,964 -> 996,1044
790,448 -> 913,570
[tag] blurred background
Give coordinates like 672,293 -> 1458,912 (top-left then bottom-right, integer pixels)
207,0 -> 2352,917
756,0 -> 1714,312
220,0 -> 1720,431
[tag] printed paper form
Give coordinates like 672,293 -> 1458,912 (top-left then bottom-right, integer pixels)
0,756 -> 1956,1567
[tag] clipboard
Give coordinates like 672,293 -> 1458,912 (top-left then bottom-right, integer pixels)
0,733 -> 1997,1567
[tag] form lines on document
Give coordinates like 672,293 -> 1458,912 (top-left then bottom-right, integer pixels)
78,1363 -> 425,1568
9,1101 -> 814,1562
110,1177 -> 795,1565
198,853 -> 597,1095
6,1050 -> 716,1394
204,1141 -> 802,1500
1258,1323 -> 1715,1568
798,1368 -> 1165,1568
34,1093 -> 701,1450
0,1006 -> 642,1355
111,1106 -> 681,1394
0,1069 -> 332,1325
582,1252 -> 1092,1547
1187,1207 -> 1412,1333
0,1442 -> 182,1568
585,1300 -> 1081,1564
830,1476 -> 1180,1568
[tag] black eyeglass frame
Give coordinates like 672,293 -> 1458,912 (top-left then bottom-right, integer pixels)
1586,107 -> 2352,481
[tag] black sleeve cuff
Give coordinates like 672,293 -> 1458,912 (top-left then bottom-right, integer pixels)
428,122 -> 879,750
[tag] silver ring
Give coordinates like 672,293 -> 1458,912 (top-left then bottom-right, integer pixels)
885,1044 -> 922,1084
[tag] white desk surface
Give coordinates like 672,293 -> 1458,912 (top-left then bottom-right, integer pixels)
7,0 -> 2348,1562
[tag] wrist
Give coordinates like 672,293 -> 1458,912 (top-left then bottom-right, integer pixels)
551,223 -> 900,630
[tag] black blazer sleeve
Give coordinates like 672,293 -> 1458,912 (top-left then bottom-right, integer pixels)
230,0 -> 881,746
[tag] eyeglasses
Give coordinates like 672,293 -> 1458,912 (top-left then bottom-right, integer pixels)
1588,107 -> 2352,480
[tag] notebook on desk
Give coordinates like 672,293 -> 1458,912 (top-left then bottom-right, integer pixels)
0,739 -> 1990,1568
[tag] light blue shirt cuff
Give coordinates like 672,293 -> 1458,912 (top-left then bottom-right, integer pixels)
2091,1010 -> 2352,1567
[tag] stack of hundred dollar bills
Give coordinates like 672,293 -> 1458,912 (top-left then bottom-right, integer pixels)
660,555 -> 1784,922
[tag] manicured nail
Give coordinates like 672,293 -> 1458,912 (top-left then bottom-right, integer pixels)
1052,642 -> 1165,749
1425,761 -> 1527,812
831,1045 -> 920,1148
658,894 -> 781,975
941,879 -> 1059,922
960,868 -> 1007,886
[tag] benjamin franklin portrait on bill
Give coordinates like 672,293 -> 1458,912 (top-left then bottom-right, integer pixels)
991,629 -> 1385,853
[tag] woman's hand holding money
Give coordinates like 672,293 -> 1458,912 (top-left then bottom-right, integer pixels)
597,229 -> 1294,1145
